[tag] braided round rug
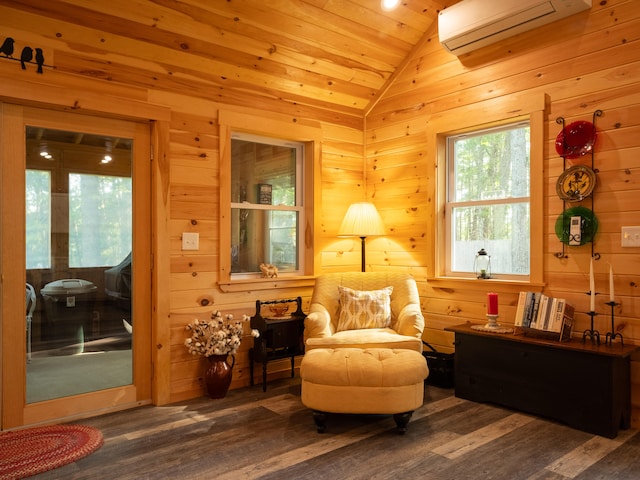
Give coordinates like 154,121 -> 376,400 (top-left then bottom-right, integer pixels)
0,424 -> 103,479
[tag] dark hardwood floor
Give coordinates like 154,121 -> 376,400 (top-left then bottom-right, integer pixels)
33,378 -> 640,479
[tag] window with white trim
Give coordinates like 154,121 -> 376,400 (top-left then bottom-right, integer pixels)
230,133 -> 304,277
446,122 -> 531,279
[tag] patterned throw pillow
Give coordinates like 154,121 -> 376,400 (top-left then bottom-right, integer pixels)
336,285 -> 393,331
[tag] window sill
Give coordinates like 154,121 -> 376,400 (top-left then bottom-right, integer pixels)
427,276 -> 545,293
218,275 -> 316,293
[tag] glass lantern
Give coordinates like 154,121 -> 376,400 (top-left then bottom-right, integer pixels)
474,248 -> 491,279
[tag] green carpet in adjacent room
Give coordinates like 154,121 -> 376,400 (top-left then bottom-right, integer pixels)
26,349 -> 132,403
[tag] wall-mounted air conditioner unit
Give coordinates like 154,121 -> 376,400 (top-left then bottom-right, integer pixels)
438,0 -> 592,55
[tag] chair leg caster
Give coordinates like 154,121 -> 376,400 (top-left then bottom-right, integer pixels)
312,411 -> 327,433
393,411 -> 413,434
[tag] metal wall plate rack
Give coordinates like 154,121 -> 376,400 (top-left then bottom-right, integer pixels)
554,109 -> 603,260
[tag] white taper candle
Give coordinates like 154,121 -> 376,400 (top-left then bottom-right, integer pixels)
609,263 -> 615,303
589,257 -> 595,312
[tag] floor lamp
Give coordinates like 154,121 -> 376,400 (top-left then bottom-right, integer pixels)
338,202 -> 386,272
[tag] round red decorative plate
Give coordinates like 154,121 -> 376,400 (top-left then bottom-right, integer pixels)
555,120 -> 597,159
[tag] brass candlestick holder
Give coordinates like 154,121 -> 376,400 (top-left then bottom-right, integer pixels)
605,301 -> 623,346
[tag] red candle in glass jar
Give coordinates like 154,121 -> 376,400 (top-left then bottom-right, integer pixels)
487,292 -> 499,315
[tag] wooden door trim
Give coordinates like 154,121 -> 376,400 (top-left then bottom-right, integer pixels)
1,105 -> 153,428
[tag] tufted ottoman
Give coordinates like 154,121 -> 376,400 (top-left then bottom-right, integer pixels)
300,347 -> 429,433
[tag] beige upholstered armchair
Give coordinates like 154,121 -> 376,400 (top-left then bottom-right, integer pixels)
303,272 -> 424,352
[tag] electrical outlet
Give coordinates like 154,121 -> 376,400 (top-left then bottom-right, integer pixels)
621,226 -> 640,247
182,232 -> 199,250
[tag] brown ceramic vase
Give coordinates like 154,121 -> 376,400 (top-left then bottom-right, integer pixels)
204,354 -> 235,399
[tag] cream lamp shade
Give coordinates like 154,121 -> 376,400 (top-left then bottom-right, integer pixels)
338,202 -> 385,271
338,202 -> 385,237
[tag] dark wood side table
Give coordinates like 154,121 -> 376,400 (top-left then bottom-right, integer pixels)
249,297 -> 305,392
446,323 -> 639,438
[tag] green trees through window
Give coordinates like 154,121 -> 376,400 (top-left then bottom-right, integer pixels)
69,174 -> 132,267
26,171 -> 132,269
25,170 -> 51,269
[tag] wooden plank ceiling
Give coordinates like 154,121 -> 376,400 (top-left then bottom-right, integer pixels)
2,0 -> 449,121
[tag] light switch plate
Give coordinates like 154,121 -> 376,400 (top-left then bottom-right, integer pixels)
182,232 -> 199,250
621,226 -> 640,247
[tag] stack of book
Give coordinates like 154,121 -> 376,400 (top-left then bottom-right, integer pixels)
514,292 -> 575,341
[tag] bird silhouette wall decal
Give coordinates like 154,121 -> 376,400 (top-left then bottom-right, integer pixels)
20,46 -> 33,69
35,48 -> 44,74
0,37 -> 14,57
0,36 -> 47,73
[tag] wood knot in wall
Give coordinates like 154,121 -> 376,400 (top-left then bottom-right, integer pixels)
199,297 -> 213,307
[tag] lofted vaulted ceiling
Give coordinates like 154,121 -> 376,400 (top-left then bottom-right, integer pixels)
2,0 -> 450,122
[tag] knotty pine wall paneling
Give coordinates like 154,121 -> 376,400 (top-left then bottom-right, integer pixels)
365,0 -> 640,426
150,94 -> 365,402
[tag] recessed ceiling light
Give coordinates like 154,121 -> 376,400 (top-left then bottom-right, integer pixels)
381,0 -> 400,11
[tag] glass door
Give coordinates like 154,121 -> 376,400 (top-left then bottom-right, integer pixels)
26,126 -> 135,403
1,105 -> 151,428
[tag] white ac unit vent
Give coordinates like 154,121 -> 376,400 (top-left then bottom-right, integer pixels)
438,0 -> 591,55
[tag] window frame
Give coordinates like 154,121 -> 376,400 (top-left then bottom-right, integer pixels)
218,110 -> 321,291
445,121 -> 531,280
229,132 -> 305,278
428,94 -> 546,289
